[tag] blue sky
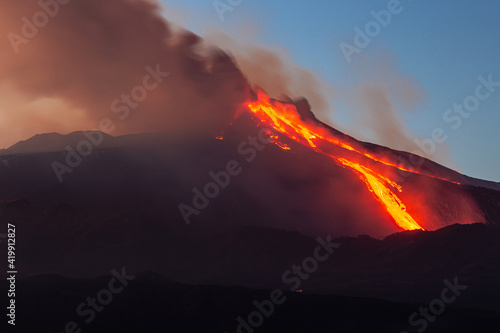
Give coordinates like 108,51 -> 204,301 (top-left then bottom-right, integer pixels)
160,0 -> 500,182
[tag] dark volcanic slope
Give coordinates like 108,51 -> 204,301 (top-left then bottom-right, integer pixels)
1,129 -> 499,237
0,131 -> 407,238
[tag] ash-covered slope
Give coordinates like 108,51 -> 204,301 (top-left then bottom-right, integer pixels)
0,112 -> 499,237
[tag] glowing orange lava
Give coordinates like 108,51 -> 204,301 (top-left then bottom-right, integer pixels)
241,89 -> 424,231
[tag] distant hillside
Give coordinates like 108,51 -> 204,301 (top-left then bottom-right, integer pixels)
1,131 -> 116,155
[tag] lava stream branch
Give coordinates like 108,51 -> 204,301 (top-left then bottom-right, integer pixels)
242,90 -> 424,231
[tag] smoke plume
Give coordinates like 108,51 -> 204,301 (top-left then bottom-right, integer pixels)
0,0 -> 249,148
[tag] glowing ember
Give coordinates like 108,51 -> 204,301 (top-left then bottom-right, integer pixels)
240,89 -> 425,231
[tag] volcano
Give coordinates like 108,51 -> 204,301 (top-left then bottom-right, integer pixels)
1,83 -> 499,239
1,73 -> 500,333
1,5 -> 500,331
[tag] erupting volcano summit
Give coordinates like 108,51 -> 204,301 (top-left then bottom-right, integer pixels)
219,87 -> 493,233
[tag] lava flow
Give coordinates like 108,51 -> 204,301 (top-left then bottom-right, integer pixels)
236,89 -> 425,231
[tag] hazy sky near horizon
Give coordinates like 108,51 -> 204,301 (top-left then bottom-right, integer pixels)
160,0 -> 500,182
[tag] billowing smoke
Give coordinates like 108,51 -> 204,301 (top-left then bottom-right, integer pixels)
0,0 -> 249,148
342,51 -> 454,167
202,30 -> 334,121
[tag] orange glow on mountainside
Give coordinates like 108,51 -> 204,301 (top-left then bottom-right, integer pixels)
241,89 -> 425,231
